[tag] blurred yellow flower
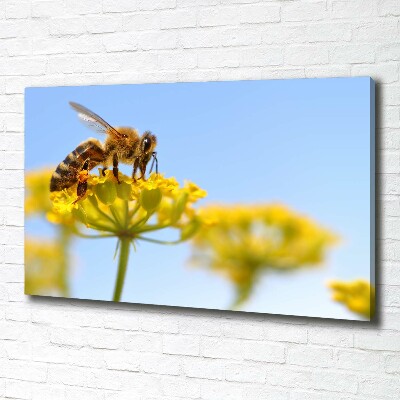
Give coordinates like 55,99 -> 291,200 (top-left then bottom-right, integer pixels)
25,238 -> 69,296
25,168 -> 54,216
25,169 -> 75,296
328,279 -> 374,319
25,168 -> 76,226
191,204 -> 338,307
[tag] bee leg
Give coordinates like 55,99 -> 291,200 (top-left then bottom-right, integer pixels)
73,159 -> 90,204
139,161 -> 147,181
101,167 -> 107,176
113,154 -> 121,184
149,152 -> 158,174
132,158 -> 139,182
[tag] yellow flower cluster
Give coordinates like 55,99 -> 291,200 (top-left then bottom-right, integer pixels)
25,168 -> 76,227
328,279 -> 374,319
25,238 -> 69,296
49,169 -> 207,241
25,168 -> 54,216
191,204 -> 338,306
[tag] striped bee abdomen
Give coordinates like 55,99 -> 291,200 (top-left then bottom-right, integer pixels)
50,139 -> 104,192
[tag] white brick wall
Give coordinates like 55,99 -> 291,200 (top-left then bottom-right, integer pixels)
0,0 -> 399,398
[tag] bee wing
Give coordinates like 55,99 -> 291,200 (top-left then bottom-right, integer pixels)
69,101 -> 125,139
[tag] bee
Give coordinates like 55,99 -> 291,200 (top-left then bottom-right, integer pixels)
50,102 -> 158,202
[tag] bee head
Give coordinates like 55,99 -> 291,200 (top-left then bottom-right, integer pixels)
141,131 -> 157,154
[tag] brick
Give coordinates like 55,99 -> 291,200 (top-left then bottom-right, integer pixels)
163,334 -> 200,356
200,380 -> 242,400
65,0 -> 102,15
68,347 -> 104,369
355,332 -> 400,351
381,150 -> 400,173
125,332 -> 162,352
286,45 -> 329,66
103,0 -> 138,13
104,350 -> 140,371
160,10 -> 197,29
64,387 -> 99,400
85,15 -> 122,33
283,1 -> 327,22
240,47 -> 283,67
179,316 -> 222,336
381,262 -> 400,284
330,44 -> 376,64
288,345 -> 334,368
198,48 -> 240,68
332,0 -> 376,18
359,375 -> 400,397
183,358 -> 224,380
160,376 -> 201,398
198,7 -> 241,27
137,31 -> 178,50
226,362 -> 266,383
138,0 -> 176,11
31,383 -> 65,400
243,340 -> 286,363
336,349 -> 382,371
267,366 -> 358,393
48,365 -> 87,386
158,51 -> 197,69
222,322 -> 264,340
354,21 -> 399,42
122,13 -> 160,31
6,379 -> 31,400
382,285 -> 400,307
386,354 -> 400,373
1,360 -> 47,382
139,353 -> 181,375
202,337 -> 243,360
239,4 -> 280,24
31,1 -> 66,18
378,44 -> 400,62
49,17 -> 87,36
103,33 -> 138,52
353,63 -> 399,84
87,329 -> 125,349
243,385 -> 289,400
305,22 -> 352,42
378,0 -> 400,16
50,327 -> 88,348
308,327 -> 353,347
5,1 -> 30,19
140,314 -> 179,333
104,311 -> 140,331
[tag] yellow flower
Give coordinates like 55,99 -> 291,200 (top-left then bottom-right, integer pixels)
26,168 -> 77,227
191,204 -> 338,307
25,168 -> 54,216
328,279 -> 374,319
49,169 -> 207,240
25,237 -> 69,296
48,170 -> 207,302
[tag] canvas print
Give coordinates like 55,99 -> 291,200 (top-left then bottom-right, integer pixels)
25,77 -> 375,320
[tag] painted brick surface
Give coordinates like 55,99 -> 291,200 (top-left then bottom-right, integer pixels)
1,0 -> 399,399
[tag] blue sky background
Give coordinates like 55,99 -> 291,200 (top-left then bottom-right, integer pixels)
25,77 -> 373,320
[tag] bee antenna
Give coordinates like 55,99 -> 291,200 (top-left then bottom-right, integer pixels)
149,152 -> 158,174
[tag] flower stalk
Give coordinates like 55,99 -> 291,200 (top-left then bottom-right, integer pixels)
113,236 -> 131,302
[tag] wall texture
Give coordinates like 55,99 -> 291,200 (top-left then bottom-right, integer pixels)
1,0 -> 399,399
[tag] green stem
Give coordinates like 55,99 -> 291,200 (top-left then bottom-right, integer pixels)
113,237 -> 131,302
74,232 -> 115,239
